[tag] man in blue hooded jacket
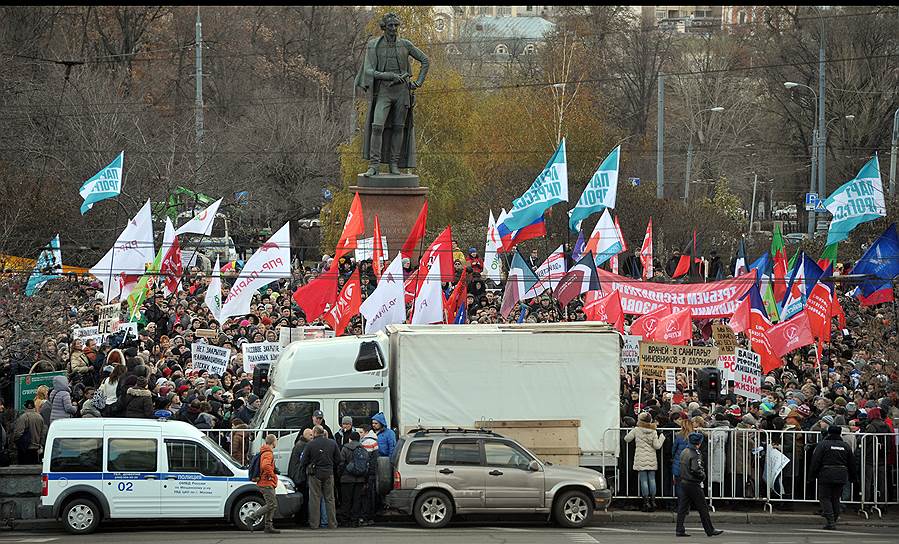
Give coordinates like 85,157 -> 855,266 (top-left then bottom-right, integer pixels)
371,412 -> 395,458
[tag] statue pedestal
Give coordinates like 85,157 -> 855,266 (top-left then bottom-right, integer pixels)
351,174 -> 428,262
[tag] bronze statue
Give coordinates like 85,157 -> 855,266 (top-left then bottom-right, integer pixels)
355,12 -> 429,176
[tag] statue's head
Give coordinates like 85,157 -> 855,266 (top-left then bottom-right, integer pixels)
379,12 -> 401,36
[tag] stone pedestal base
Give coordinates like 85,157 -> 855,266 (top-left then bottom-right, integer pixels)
350,182 -> 428,263
356,172 -> 420,188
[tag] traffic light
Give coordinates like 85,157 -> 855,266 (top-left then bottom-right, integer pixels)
697,367 -> 721,404
253,362 -> 271,399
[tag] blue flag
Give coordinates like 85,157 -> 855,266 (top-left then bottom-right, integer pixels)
453,302 -> 467,324
571,229 -> 586,262
517,304 -> 528,323
823,155 -> 886,245
80,151 -> 124,214
568,145 -> 619,232
851,223 -> 899,298
500,139 -> 568,232
780,253 -> 824,320
25,234 -> 62,296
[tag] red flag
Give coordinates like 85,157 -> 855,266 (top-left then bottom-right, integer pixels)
746,302 -> 782,374
630,303 -> 672,338
858,287 -> 894,307
832,295 -> 846,328
766,311 -> 815,359
652,308 -> 693,345
805,282 -> 833,342
159,235 -> 183,297
729,294 -> 750,335
323,269 -> 361,336
672,230 -> 697,278
403,268 -> 419,305
334,193 -> 364,259
372,215 -> 384,278
584,289 -> 624,333
292,270 -> 338,322
444,267 -> 467,323
416,226 -> 455,289
401,200 -> 428,260
640,217 -> 653,280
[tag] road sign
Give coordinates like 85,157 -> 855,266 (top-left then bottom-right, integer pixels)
804,192 -> 819,211
15,371 -> 66,410
814,199 -> 828,213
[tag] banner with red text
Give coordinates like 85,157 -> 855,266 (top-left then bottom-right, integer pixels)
597,269 -> 755,318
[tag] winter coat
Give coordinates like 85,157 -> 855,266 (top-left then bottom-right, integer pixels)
194,413 -> 216,430
679,446 -> 706,484
13,410 -> 45,451
810,435 -> 856,484
80,399 -> 102,418
288,436 -> 310,484
123,388 -> 154,419
732,424 -> 757,477
99,378 -> 119,407
707,422 -> 730,484
671,433 -> 691,478
372,412 -> 396,458
863,418 -> 893,466
257,444 -> 278,488
623,421 -> 665,471
231,423 -> 250,466
69,351 -> 91,375
48,376 -> 77,422
339,441 -> 368,484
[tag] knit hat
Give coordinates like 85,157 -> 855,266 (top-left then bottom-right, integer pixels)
796,404 -> 811,417
638,411 -> 652,423
341,416 -> 353,425
103,365 -> 114,373
822,414 -> 835,426
741,413 -> 758,426
210,386 -> 223,395
688,401 -> 700,413
136,376 -> 148,388
846,402 -> 858,413
834,396 -> 847,406
177,385 -> 190,395
247,394 -> 259,404
688,432 -> 704,445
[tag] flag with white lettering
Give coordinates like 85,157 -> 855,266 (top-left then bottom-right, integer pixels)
499,139 -> 568,232
80,151 -> 123,215
569,145 -> 619,232
824,155 -> 886,245
220,223 -> 291,319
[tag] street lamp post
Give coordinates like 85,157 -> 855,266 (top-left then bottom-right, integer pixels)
684,106 -> 724,201
785,81 -> 819,236
890,108 -> 899,197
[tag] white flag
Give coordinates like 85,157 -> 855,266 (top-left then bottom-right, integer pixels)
411,256 -> 443,325
528,244 -> 566,298
90,199 -> 155,303
360,253 -> 406,333
220,223 -> 291,320
205,256 -> 222,322
584,209 -> 623,267
484,210 -> 503,283
175,197 -> 222,237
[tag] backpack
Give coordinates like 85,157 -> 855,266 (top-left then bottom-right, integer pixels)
248,452 -> 262,481
346,445 -> 369,476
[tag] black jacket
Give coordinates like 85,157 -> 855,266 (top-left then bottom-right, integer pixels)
299,436 -> 341,480
288,437 -> 309,483
810,435 -> 856,484
334,428 -> 360,447
338,441 -> 368,484
679,446 -> 706,484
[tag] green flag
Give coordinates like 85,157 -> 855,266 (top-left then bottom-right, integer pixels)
787,247 -> 800,271
761,278 -> 780,323
818,243 -> 837,269
127,248 -> 163,321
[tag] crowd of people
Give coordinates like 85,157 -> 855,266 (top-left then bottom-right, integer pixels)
0,242 -> 896,516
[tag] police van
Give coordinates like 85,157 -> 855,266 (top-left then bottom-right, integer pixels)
39,418 -> 302,534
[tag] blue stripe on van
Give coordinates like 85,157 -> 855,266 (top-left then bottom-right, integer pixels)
45,472 -> 248,482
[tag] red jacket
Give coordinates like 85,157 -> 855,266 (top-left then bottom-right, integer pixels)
257,444 -> 278,488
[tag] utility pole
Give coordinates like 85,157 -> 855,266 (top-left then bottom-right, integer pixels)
195,7 -> 204,171
816,9 -> 827,229
684,139 -> 693,201
890,108 -> 898,197
808,128 -> 818,237
656,74 -> 665,199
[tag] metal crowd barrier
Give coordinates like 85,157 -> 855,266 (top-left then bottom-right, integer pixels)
598,427 -> 897,518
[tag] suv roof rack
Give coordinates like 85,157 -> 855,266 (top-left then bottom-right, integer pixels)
408,426 -> 504,438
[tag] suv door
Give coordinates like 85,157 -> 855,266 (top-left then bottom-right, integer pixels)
104,432 -> 162,517
434,439 -> 486,510
483,439 -> 544,509
162,438 -> 234,517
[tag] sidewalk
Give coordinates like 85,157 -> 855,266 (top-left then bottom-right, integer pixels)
594,508 -> 899,527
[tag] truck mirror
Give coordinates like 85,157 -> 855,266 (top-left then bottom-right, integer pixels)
355,341 -> 385,372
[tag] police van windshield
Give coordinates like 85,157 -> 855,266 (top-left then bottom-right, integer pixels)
201,435 -> 242,468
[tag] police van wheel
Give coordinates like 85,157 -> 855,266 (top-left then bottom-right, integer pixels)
233,495 -> 264,531
63,498 -> 101,535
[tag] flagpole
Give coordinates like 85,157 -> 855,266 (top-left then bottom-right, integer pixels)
409,226 -> 429,323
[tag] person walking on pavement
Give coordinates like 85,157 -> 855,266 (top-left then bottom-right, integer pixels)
675,432 -> 723,537
810,425 -> 857,530
300,425 -> 341,529
13,400 -> 45,464
247,434 -> 281,534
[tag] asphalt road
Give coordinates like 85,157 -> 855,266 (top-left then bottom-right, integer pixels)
2,521 -> 896,544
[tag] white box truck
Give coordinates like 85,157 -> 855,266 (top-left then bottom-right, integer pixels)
250,323 -> 621,472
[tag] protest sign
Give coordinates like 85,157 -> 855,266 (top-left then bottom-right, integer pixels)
621,335 -> 641,367
72,326 -> 104,345
98,303 -> 121,334
278,326 -> 335,347
665,368 -> 677,392
195,328 -> 218,339
640,364 -> 666,380
597,269 -> 755,318
718,353 -> 736,392
242,342 -> 282,373
191,342 -> 230,376
354,236 -> 389,263
734,347 -> 762,401
712,324 -> 737,355
639,342 -> 719,369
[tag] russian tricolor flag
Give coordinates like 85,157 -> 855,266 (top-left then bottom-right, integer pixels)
496,208 -> 546,252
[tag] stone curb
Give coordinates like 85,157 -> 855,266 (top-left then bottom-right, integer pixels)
593,510 -> 899,526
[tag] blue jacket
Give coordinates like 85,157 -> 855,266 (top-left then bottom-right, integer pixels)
671,434 -> 690,478
371,412 -> 396,457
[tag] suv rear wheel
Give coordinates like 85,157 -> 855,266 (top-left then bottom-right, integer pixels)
62,497 -> 101,535
413,490 -> 453,528
553,489 -> 593,528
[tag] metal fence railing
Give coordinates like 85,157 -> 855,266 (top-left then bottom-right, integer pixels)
598,427 -> 898,518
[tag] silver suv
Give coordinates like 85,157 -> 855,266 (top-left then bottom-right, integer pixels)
385,428 -> 611,528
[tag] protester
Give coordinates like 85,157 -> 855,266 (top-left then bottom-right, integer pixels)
337,430 -> 367,527
371,412 -> 395,458
624,411 -> 666,512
